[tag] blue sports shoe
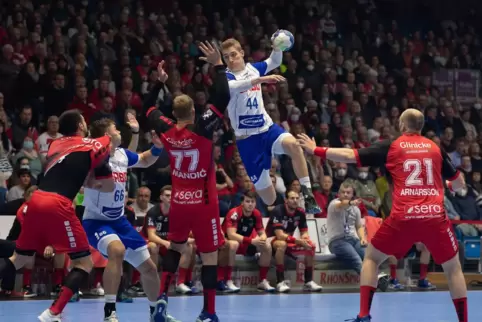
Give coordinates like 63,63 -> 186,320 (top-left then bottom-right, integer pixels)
417,278 -> 436,290
196,311 -> 219,322
345,315 -> 371,322
388,278 -> 405,291
151,295 -> 181,322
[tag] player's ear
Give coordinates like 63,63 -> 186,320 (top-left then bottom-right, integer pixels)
240,50 -> 245,58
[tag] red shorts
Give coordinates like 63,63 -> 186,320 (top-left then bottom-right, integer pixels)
371,215 -> 458,264
16,191 -> 90,255
169,203 -> 224,253
272,238 -> 316,257
237,243 -> 258,256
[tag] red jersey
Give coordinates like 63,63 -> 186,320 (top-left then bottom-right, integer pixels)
354,133 -> 459,219
40,135 -> 112,200
16,202 -> 27,226
148,106 -> 224,206
222,206 -> 264,236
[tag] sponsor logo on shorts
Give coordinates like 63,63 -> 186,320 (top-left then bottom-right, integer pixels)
212,218 -> 219,246
172,168 -> 207,179
400,188 -> 440,196
447,227 -> 458,252
238,115 -> 265,129
406,204 -> 443,214
64,221 -> 77,248
166,137 -> 195,148
173,189 -> 203,205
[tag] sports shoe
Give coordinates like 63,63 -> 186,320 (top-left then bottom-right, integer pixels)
303,280 -> 322,292
257,279 -> 275,292
388,278 -> 405,291
104,311 -> 119,322
417,279 -> 436,290
276,281 -> 290,293
216,280 -> 227,292
225,280 -> 240,293
128,282 -> 145,296
196,311 -> 219,322
69,292 -> 80,302
376,273 -> 390,292
116,291 -> 134,303
38,309 -> 61,322
176,283 -> 193,295
345,315 -> 371,322
301,186 -> 322,215
88,282 -> 105,296
150,295 -> 181,322
23,285 -> 37,298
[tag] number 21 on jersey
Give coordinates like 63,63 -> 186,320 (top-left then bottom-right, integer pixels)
403,158 -> 434,186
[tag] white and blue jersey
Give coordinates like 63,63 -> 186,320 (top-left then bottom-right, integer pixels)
227,50 -> 291,190
82,148 -> 149,266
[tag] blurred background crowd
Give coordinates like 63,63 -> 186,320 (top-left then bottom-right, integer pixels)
0,0 -> 482,235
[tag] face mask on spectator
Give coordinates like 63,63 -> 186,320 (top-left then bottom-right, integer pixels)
291,114 -> 300,122
307,65 -> 314,71
322,97 -> 329,104
23,141 -> 34,150
413,57 -> 420,65
297,82 -> 305,89
358,172 -> 368,179
337,169 -> 347,177
474,103 -> 482,110
266,103 -> 276,111
457,188 -> 468,197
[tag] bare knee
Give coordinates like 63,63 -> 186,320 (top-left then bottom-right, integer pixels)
107,241 -> 126,261
273,240 -> 287,253
259,241 -> 272,253
137,257 -> 158,275
228,240 -> 239,253
147,242 -> 159,256
282,136 -> 301,156
441,254 -> 463,274
170,241 -> 187,254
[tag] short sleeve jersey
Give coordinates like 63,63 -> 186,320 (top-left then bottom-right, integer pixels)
222,206 -> 264,237
265,204 -> 308,237
354,134 -> 459,219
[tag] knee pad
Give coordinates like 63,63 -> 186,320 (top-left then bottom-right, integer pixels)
64,267 -> 89,293
162,249 -> 181,273
201,265 -> 217,289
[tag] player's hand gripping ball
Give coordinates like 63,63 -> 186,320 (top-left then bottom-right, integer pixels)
271,29 -> 294,52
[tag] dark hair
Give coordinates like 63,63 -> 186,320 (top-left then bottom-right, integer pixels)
242,191 -> 257,201
59,110 -> 83,136
0,121 -> 9,152
285,189 -> 299,199
160,185 -> 172,195
90,118 -> 115,138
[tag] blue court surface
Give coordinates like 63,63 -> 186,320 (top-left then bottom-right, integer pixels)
0,291 -> 480,321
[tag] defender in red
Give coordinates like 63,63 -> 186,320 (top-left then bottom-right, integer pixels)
0,110 -> 119,322
298,109 -> 468,322
144,42 -> 229,322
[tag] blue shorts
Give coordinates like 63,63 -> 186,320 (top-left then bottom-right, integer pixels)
236,124 -> 291,190
83,216 -> 149,267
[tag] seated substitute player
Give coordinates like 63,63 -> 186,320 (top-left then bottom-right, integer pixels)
0,110 -> 120,322
144,41 -> 230,322
82,117 -> 173,322
298,108 -> 468,322
221,35 -> 321,215
219,191 -> 275,293
142,185 -> 198,295
266,190 -> 323,293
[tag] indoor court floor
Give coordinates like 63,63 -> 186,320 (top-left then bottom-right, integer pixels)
1,291 -> 480,321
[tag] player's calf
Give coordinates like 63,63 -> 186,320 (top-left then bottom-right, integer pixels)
176,243 -> 195,295
272,240 -> 290,293
256,242 -> 275,292
217,240 -> 240,293
301,244 -> 322,292
103,240 -> 126,321
442,254 -> 468,322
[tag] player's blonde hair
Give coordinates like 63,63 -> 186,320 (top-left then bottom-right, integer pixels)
173,94 -> 194,121
221,38 -> 242,52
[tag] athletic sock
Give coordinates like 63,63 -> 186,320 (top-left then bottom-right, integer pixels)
104,294 -> 116,318
225,266 -> 233,281
50,268 -> 88,315
389,265 -> 397,280
259,266 -> 269,281
419,264 -> 428,280
359,285 -> 376,317
452,297 -> 468,322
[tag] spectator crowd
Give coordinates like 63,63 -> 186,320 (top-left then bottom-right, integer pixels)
0,0 -> 482,298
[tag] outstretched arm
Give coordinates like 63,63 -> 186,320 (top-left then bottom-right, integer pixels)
128,131 -> 163,169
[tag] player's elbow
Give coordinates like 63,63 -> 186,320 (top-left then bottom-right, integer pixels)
451,175 -> 466,192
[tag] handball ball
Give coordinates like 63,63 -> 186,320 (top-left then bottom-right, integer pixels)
272,30 -> 294,52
